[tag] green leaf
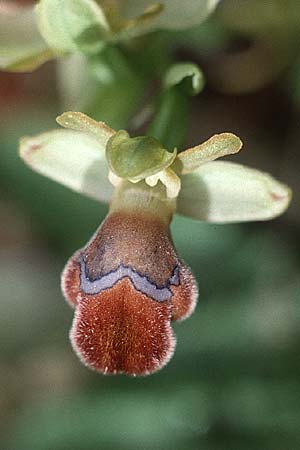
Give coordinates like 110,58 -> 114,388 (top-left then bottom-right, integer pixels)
0,6 -> 54,72
106,130 -> 177,180
19,129 -> 113,203
164,63 -> 205,96
177,161 -> 292,223
177,132 -> 243,173
35,0 -> 110,54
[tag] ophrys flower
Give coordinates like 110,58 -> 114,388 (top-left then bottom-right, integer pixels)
19,111 -> 291,375
0,0 -> 221,72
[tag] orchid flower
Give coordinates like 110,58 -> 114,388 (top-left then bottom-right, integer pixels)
19,111 -> 291,376
0,0 -> 221,72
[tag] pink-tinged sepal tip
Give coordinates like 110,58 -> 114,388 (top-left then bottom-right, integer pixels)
61,206 -> 198,376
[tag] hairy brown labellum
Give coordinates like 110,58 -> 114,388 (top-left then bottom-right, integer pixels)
61,182 -> 198,376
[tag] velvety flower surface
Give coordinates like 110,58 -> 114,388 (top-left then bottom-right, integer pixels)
19,111 -> 291,375
62,183 -> 197,375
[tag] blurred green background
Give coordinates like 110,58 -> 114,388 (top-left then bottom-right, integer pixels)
0,1 -> 299,449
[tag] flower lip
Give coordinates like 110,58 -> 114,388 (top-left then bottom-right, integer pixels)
62,188 -> 198,376
69,278 -> 177,376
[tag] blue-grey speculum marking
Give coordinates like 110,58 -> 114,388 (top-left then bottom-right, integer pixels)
80,258 -> 180,302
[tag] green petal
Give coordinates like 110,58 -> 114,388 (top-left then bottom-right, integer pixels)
177,133 -> 243,174
106,131 -> 177,180
119,0 -> 221,33
0,5 -> 54,72
19,129 -> 113,203
56,111 -> 116,142
35,0 -> 110,54
177,161 -> 291,223
164,63 -> 205,96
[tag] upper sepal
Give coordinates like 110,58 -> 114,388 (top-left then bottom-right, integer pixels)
106,130 -> 177,182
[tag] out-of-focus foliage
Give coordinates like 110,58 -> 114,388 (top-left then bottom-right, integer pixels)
0,0 -> 299,449
57,48 -> 146,129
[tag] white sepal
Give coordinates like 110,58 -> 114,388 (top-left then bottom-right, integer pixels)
19,129 -> 113,203
177,161 -> 291,223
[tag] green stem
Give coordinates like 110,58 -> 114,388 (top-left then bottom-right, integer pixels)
147,86 -> 189,151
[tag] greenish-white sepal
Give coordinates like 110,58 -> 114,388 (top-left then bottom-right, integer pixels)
0,5 -> 54,72
164,63 -> 205,95
56,111 -> 115,144
35,0 -> 110,54
106,131 -> 177,181
19,129 -> 113,203
119,0 -> 221,32
177,161 -> 292,223
177,133 -> 243,174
